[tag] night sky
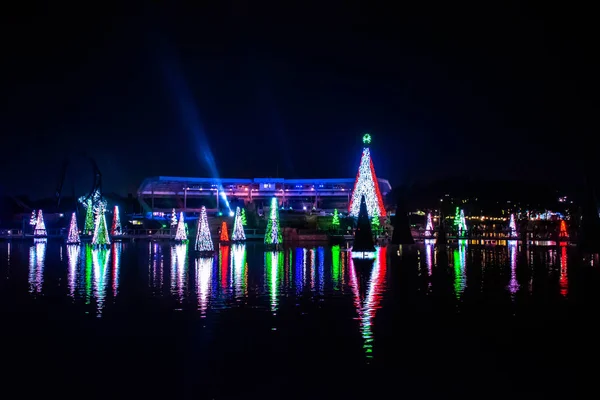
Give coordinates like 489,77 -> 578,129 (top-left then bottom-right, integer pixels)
1,3 -> 595,199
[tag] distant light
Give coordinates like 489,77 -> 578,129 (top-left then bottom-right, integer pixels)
229,211 -> 234,217
303,206 -> 307,210
362,133 -> 371,144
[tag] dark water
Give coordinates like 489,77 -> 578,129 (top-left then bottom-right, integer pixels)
1,239 -> 600,399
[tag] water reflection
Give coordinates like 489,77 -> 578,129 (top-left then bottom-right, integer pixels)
349,247 -> 388,361
195,256 -> 213,316
559,244 -> 568,297
219,245 -> 230,290
171,244 -> 189,302
150,242 -> 164,293
231,244 -> 247,299
29,239 -> 47,294
265,251 -> 284,314
66,245 -> 80,298
331,245 -> 342,291
112,243 -> 122,298
507,241 -> 519,297
92,247 -> 111,315
453,240 -> 467,299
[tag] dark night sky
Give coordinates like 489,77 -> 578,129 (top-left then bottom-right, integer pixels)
0,3 -> 596,199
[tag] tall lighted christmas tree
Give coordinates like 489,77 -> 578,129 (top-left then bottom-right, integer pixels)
559,220 -> 568,238
348,133 -> 386,218
264,197 -> 282,246
92,203 -> 110,246
241,208 -> 247,226
424,212 -> 434,237
170,208 -> 177,226
83,199 -> 95,235
174,212 -> 187,241
66,212 -> 80,244
79,190 -> 106,235
195,206 -> 214,252
232,206 -> 246,241
220,221 -> 229,242
34,210 -> 47,237
111,205 -> 122,236
332,209 -> 340,230
453,207 -> 467,236
509,214 -> 517,238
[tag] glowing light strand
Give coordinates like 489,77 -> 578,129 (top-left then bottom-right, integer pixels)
348,146 -> 386,218
170,208 -> 178,226
195,206 -> 214,252
66,212 -> 80,244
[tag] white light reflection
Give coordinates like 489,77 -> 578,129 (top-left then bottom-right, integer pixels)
92,247 -> 111,315
195,256 -> 213,316
66,245 -> 80,298
265,251 -> 283,314
111,242 -> 122,298
231,244 -> 247,299
507,241 -> 519,297
170,244 -> 189,302
29,239 -> 47,294
349,247 -> 387,361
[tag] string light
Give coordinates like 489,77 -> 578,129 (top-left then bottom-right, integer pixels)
66,212 -> 80,244
264,197 -> 282,246
195,206 -> 214,252
332,208 -> 340,229
241,208 -> 247,226
174,212 -> 188,242
348,136 -> 386,218
29,210 -> 37,226
232,206 -> 246,241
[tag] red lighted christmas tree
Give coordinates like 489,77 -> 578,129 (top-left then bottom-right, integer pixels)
220,221 -> 229,242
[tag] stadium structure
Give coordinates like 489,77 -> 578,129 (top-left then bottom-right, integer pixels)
137,176 -> 392,215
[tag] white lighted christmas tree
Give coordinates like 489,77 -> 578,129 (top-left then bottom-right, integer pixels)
348,133 -> 386,218
195,206 -> 214,252
509,213 -> 517,238
264,197 -> 282,245
92,203 -> 110,246
29,210 -> 37,226
424,212 -> 434,237
232,206 -> 246,241
111,205 -> 122,236
174,212 -> 187,242
170,208 -> 177,226
79,190 -> 106,235
34,210 -> 47,237
66,212 -> 80,244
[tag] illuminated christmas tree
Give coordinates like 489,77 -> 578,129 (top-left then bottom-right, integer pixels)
332,209 -> 340,230
92,203 -> 110,246
232,206 -> 246,241
174,212 -> 187,242
111,205 -> 122,236
348,133 -> 386,218
195,206 -> 214,252
34,210 -> 47,237
83,199 -> 95,235
424,212 -> 434,237
371,207 -> 380,234
264,197 -> 282,246
559,220 -> 568,238
220,221 -> 229,242
241,208 -> 247,226
29,210 -> 37,226
453,207 -> 467,236
66,212 -> 80,244
170,208 -> 178,226
509,213 -> 517,238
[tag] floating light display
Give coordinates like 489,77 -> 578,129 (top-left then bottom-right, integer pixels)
220,221 -> 229,242
170,208 -> 178,226
34,210 -> 47,237
174,212 -> 187,242
332,208 -> 340,229
509,213 -> 517,238
195,206 -> 214,252
66,212 -> 80,244
92,203 -> 110,246
264,197 -> 282,246
424,212 -> 434,237
231,206 -> 246,241
348,134 -> 386,218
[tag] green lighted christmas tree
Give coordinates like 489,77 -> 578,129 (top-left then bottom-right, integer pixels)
241,208 -> 247,226
332,209 -> 340,230
92,203 -> 110,246
264,197 -> 282,246
83,199 -> 94,235
371,207 -> 380,234
453,207 -> 467,237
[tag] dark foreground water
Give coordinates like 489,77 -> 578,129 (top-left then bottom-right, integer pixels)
1,239 -> 600,399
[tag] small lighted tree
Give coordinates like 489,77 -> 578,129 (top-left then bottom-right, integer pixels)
332,209 -> 340,230
111,205 -> 122,236
170,208 -> 177,226
92,203 -> 110,246
83,199 -> 95,235
220,221 -> 229,242
174,212 -> 187,242
232,206 -> 246,241
66,212 -> 80,244
453,207 -> 467,237
509,213 -> 517,238
424,212 -> 434,237
371,207 -> 380,234
29,210 -> 37,226
34,210 -> 47,237
195,206 -> 214,252
264,197 -> 282,246
241,208 -> 247,226
559,220 -> 568,238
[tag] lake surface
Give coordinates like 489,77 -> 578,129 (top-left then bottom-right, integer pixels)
1,239 -> 600,399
